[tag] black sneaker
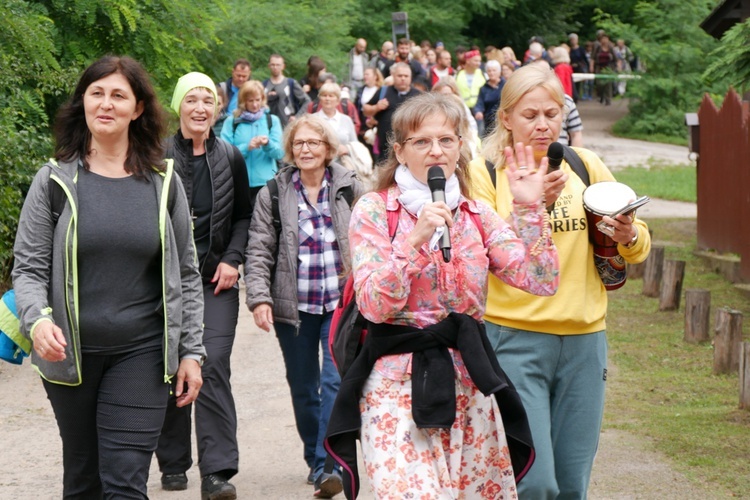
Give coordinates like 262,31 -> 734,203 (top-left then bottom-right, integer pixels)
161,472 -> 188,491
313,472 -> 343,498
200,473 -> 237,500
307,468 -> 315,485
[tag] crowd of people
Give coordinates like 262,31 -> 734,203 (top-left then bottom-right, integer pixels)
211,33 -> 635,175
12,29 -> 648,500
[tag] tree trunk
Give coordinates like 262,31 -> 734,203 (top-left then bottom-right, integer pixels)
642,246 -> 664,298
713,308 -> 743,375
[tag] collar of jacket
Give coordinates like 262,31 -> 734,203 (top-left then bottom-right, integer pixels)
174,128 -> 217,155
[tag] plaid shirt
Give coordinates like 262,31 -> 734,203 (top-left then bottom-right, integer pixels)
293,168 -> 342,314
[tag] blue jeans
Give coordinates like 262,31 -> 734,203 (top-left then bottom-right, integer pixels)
275,311 -> 341,479
485,322 -> 607,500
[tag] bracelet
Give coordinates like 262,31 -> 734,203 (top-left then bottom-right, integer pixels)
529,211 -> 551,256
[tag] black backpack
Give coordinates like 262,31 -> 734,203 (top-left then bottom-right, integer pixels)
232,112 -> 273,134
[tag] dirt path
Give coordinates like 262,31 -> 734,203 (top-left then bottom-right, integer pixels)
0,98 -> 712,499
0,299 -> 717,500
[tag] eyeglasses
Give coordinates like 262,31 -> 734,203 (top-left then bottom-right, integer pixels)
292,139 -> 328,151
403,135 -> 461,152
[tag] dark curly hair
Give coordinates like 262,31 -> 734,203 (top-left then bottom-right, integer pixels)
54,55 -> 166,177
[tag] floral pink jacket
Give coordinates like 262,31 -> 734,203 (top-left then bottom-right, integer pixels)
350,186 -> 560,381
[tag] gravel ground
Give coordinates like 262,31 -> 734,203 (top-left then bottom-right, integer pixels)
0,97 -> 711,500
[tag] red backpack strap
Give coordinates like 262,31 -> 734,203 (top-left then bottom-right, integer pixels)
377,190 -> 400,240
460,204 -> 486,244
378,190 -> 484,243
468,211 -> 486,243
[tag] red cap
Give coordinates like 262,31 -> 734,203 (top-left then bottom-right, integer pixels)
465,50 -> 481,60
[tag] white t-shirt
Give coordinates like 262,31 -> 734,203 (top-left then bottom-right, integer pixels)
316,110 -> 357,145
361,86 -> 378,109
351,55 -> 365,81
433,67 -> 451,81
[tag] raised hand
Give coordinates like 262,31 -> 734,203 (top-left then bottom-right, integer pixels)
503,142 -> 549,205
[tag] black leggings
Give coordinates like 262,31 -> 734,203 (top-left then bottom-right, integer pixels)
43,347 -> 168,499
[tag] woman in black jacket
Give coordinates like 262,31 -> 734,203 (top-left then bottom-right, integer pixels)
155,72 -> 251,500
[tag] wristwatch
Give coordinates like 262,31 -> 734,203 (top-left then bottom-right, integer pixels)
625,228 -> 639,249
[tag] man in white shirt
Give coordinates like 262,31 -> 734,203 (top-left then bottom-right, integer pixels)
430,49 -> 455,88
346,38 -> 369,95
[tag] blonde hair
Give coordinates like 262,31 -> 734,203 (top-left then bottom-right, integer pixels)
364,67 -> 384,87
501,46 -> 518,64
481,64 -> 565,166
318,82 -> 342,100
431,76 -> 460,96
485,47 -> 505,65
552,46 -> 571,64
373,92 -> 472,198
234,80 -> 266,117
282,114 -> 340,166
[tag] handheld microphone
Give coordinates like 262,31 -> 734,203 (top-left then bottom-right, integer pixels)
546,142 -> 564,172
427,166 -> 451,263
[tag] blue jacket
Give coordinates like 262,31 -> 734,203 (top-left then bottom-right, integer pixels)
220,110 -> 284,188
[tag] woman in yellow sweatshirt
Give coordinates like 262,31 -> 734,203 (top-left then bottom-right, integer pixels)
470,64 -> 651,499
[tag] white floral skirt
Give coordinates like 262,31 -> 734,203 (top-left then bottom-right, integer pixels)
359,369 -> 518,499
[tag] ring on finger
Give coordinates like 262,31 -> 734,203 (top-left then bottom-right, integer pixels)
518,165 -> 528,170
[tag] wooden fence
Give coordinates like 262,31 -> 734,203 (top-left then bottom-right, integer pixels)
696,88 -> 750,281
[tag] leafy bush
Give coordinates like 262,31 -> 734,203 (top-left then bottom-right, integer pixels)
0,1 -> 72,286
703,18 -> 750,95
0,0 -> 225,287
595,0 -> 727,140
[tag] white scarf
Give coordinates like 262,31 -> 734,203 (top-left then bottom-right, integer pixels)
394,164 -> 461,251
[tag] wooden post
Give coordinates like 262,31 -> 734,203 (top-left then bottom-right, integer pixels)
713,308 -> 743,375
658,260 -> 686,311
642,246 -> 665,298
628,261 -> 645,280
627,229 -> 653,280
741,342 -> 750,410
684,289 -> 711,343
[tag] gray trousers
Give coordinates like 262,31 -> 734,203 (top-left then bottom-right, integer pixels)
156,283 -> 240,478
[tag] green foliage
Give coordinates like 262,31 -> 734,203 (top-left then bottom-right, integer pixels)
0,0 -> 72,285
196,0 -> 356,84
595,0 -> 725,140
35,0 -> 224,107
703,19 -> 750,95
0,0 -> 225,286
